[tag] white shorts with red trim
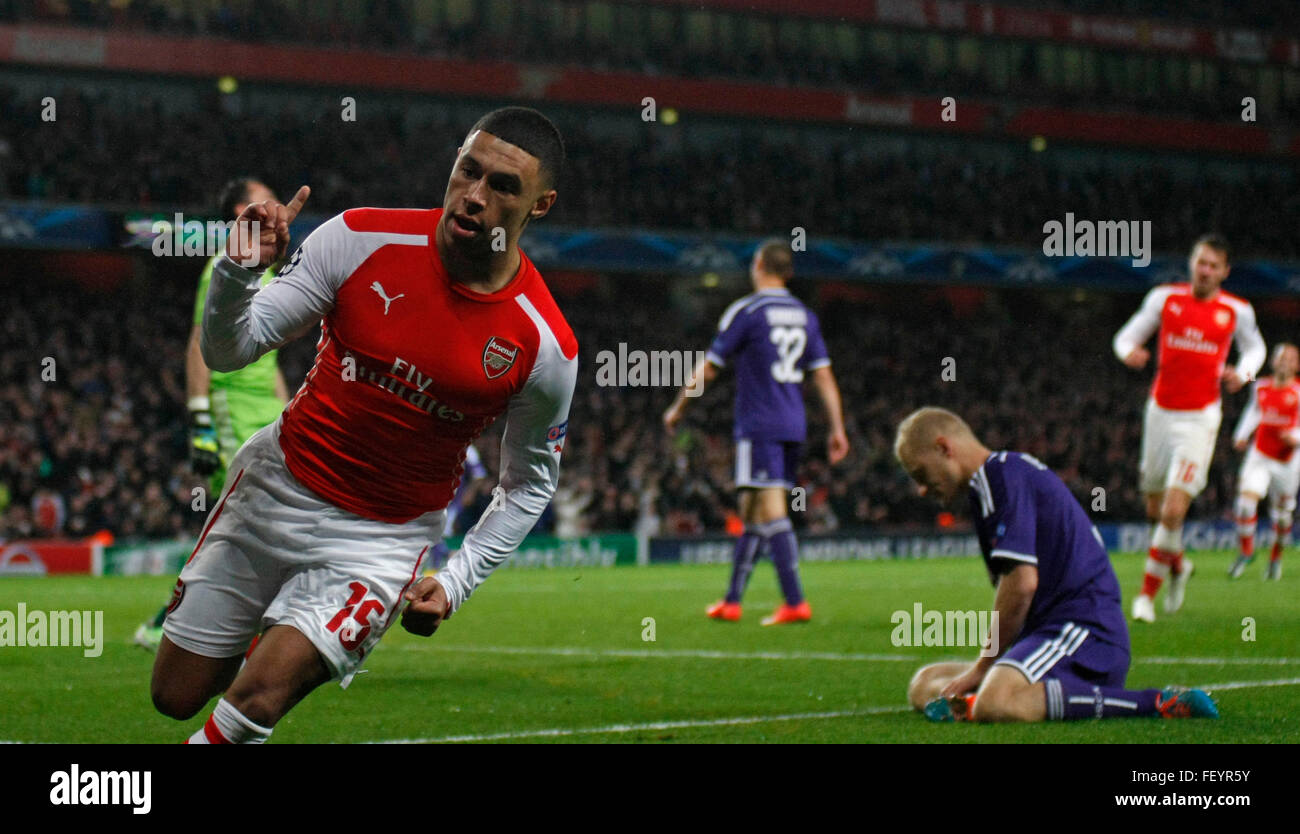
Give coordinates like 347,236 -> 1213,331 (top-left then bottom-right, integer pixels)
1238,445 -> 1300,510
1139,398 -> 1221,498
163,422 -> 443,688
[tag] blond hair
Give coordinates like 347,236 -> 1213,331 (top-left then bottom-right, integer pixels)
894,406 -> 976,464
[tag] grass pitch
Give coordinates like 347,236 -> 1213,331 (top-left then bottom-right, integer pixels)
0,550 -> 1296,743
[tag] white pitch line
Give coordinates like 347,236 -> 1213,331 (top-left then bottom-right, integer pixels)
1142,656 -> 1300,666
370,705 -> 911,744
367,677 -> 1300,744
1196,676 -> 1300,692
400,646 -> 920,659
405,644 -> 1300,666
407,645 -> 922,661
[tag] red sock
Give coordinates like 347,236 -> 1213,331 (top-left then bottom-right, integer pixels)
1240,533 -> 1255,558
1142,546 -> 1181,596
1272,524 -> 1290,562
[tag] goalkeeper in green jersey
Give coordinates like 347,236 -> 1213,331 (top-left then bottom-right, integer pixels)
134,178 -> 290,651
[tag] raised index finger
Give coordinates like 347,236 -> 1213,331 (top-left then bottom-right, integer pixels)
283,185 -> 311,223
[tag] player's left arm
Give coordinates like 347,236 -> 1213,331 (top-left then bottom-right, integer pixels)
417,343 -> 579,621
1284,389 -> 1300,447
1225,303 -> 1266,392
803,312 -> 848,464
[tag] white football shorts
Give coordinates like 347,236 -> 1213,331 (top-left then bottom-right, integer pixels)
1237,446 -> 1300,511
163,422 -> 444,687
1139,399 -> 1221,498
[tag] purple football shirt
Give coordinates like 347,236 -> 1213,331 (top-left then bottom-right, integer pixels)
706,289 -> 830,441
968,451 -> 1129,648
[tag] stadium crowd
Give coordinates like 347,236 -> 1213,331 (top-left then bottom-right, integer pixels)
6,85 -> 1299,259
1,266 -> 1267,543
2,0 -> 1294,123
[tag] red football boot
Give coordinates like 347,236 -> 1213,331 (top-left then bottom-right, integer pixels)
761,600 -> 812,626
706,600 -> 742,621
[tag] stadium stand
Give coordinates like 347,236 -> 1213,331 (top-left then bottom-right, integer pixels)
4,85 -> 1297,257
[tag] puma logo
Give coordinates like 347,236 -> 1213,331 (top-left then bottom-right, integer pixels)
371,281 -> 405,315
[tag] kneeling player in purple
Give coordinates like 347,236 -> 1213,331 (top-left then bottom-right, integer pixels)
894,407 -> 1218,722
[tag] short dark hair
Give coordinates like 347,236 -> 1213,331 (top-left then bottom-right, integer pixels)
218,177 -> 255,220
1192,233 -> 1231,264
467,107 -> 565,190
756,238 -> 794,280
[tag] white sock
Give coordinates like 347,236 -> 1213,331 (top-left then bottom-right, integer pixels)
1151,523 -> 1182,553
1273,505 -> 1294,536
186,698 -> 273,745
1235,496 -> 1259,536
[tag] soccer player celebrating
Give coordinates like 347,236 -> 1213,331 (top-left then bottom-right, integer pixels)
895,407 -> 1218,722
1229,342 -> 1300,581
151,107 -> 578,743
663,240 -> 849,626
1112,234 -> 1265,623
134,178 -> 289,651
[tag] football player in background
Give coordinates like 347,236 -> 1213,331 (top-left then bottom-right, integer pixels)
423,443 -> 489,573
134,178 -> 289,651
896,407 -> 1218,722
150,107 -> 577,743
1229,342 -> 1300,580
663,240 -> 849,625
1113,235 -> 1265,622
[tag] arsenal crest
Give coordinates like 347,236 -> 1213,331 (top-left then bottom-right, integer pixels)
483,336 -> 520,379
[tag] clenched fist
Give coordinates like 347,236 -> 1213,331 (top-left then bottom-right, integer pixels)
401,576 -> 450,637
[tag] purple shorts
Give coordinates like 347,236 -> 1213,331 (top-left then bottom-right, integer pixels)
735,438 -> 802,489
995,621 -> 1130,689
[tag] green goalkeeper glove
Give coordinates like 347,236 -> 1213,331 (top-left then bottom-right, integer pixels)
188,399 -> 221,476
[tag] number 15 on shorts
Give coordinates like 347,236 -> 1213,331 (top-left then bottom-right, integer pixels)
326,581 -> 385,653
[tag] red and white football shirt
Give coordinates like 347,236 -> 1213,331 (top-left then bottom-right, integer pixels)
1113,284 -> 1265,411
1233,378 -> 1300,462
201,207 -> 578,612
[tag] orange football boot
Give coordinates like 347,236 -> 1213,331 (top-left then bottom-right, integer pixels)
761,600 -> 812,626
706,600 -> 742,621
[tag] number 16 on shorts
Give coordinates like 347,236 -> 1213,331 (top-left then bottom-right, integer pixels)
1175,459 -> 1198,486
